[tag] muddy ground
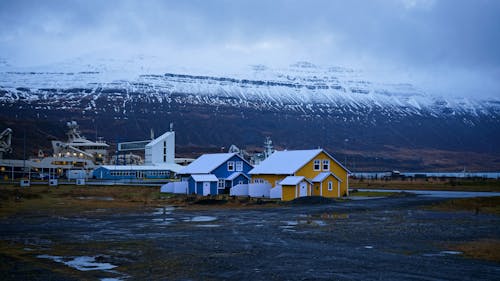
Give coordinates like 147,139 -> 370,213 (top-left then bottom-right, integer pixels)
0,196 -> 499,281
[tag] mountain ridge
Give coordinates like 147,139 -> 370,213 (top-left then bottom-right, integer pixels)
1,58 -> 499,171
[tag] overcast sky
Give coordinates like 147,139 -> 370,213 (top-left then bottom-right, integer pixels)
0,0 -> 499,98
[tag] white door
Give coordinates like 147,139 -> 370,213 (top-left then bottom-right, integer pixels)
203,182 -> 211,196
299,182 -> 308,197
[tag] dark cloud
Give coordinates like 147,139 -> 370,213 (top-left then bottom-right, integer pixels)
0,0 -> 499,97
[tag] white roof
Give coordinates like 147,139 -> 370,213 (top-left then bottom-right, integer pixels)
249,149 -> 350,175
179,153 -> 236,174
99,163 -> 184,173
145,131 -> 174,147
249,149 -> 322,174
226,172 -> 249,181
191,174 -> 218,182
312,172 -> 342,182
279,176 -> 306,185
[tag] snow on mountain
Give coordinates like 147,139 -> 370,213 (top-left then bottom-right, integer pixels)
0,55 -> 499,119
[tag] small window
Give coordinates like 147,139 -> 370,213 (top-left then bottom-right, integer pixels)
227,161 -> 235,171
218,179 -> 225,189
235,161 -> 243,171
322,160 -> 330,171
328,181 -> 333,191
238,180 -> 244,185
313,160 -> 320,171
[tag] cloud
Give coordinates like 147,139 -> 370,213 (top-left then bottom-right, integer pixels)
0,0 -> 499,98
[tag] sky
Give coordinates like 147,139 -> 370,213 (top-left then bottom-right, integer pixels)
0,0 -> 499,98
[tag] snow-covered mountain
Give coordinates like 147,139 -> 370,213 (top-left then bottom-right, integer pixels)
1,57 -> 498,119
1,56 -> 499,170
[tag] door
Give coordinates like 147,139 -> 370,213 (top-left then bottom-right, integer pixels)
203,182 -> 211,196
299,182 -> 308,197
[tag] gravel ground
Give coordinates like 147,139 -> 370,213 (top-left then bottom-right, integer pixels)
0,196 -> 499,280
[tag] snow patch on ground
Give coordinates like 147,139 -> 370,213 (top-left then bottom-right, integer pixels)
183,216 -> 218,222
37,254 -> 117,271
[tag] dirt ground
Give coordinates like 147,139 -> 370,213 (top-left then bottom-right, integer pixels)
0,191 -> 499,280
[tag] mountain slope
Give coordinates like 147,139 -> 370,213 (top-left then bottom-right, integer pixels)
0,58 -> 499,171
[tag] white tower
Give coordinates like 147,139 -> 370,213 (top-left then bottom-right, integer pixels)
144,130 -> 175,165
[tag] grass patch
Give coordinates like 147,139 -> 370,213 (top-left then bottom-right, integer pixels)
0,185 -> 173,218
350,178 -> 500,192
428,196 -> 500,215
450,239 -> 500,263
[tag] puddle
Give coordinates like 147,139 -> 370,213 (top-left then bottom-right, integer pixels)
153,206 -> 175,215
184,216 -> 218,222
152,218 -> 175,222
77,196 -> 114,201
281,220 -> 327,227
282,221 -> 299,226
195,224 -> 221,228
38,254 -> 117,271
423,251 -> 463,257
364,246 -> 374,249
311,220 -> 327,226
440,251 -> 462,255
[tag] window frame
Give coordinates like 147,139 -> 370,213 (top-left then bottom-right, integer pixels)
322,160 -> 330,171
235,161 -> 243,172
328,181 -> 333,191
227,161 -> 235,171
218,179 -> 225,189
313,160 -> 321,171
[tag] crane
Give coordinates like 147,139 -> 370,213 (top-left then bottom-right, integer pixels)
0,128 -> 13,159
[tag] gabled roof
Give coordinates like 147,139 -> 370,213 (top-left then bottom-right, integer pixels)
249,149 -> 321,175
226,172 -> 250,181
190,174 -> 218,182
179,153 -> 242,174
249,149 -> 350,175
279,176 -> 308,186
312,172 -> 342,182
145,131 -> 174,147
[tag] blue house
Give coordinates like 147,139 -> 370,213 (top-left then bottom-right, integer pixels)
179,153 -> 253,195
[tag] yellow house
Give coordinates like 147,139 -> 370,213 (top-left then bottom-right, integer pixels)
249,149 -> 349,201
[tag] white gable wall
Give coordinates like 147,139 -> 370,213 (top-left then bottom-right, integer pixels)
145,131 -> 175,165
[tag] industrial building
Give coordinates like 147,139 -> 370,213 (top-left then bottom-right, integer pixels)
92,127 -> 183,180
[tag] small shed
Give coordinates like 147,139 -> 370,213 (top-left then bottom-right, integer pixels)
189,174 -> 218,196
279,176 -> 312,201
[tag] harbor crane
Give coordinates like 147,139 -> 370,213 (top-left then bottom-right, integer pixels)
0,128 -> 13,159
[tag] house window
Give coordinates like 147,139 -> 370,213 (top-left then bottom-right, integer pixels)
235,161 -> 243,171
163,141 -> 167,162
328,181 -> 333,191
322,160 -> 330,171
254,178 -> 266,184
313,160 -> 320,171
227,161 -> 235,171
218,179 -> 225,189
238,180 -> 244,185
